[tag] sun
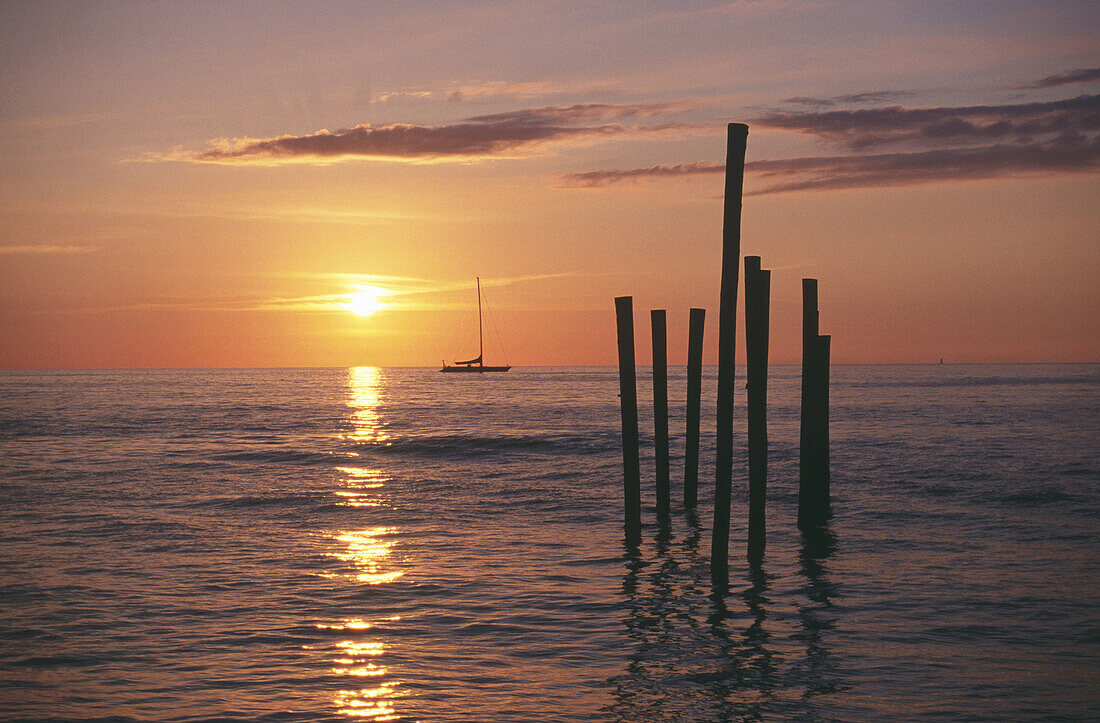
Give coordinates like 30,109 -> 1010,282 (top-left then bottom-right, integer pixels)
347,287 -> 388,317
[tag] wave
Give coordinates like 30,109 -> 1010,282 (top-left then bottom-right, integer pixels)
359,432 -> 620,460
996,489 -> 1080,507
848,373 -> 1100,390
213,448 -> 347,466
201,492 -> 327,510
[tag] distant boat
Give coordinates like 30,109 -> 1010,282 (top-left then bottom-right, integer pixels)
441,277 -> 511,373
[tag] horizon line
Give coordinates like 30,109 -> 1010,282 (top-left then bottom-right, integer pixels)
2,361 -> 1097,372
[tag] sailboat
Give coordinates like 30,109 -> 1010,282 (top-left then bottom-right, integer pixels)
441,277 -> 511,373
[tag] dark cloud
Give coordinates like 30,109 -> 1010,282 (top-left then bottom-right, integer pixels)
559,136 -> 1099,194
754,94 -> 1100,149
465,100 -> 696,124
1025,68 -> 1100,89
836,90 -> 916,105
782,90 -> 914,108
783,96 -> 836,108
744,136 -> 1100,194
179,101 -> 698,163
560,162 -> 725,187
190,121 -> 622,162
0,244 -> 100,255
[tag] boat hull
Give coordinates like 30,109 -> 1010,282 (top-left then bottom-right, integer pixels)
440,365 -> 511,373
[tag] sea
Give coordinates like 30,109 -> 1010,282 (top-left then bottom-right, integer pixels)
0,365 -> 1097,722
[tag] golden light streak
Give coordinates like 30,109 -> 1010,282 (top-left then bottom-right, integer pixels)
316,620 -> 371,631
324,367 -> 405,720
343,367 -> 389,444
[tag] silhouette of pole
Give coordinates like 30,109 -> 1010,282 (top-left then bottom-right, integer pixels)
805,333 -> 831,522
799,279 -> 829,529
616,296 -> 641,546
684,307 -> 706,508
819,334 -> 831,501
798,279 -> 817,527
651,309 -> 670,524
713,122 -> 748,586
744,257 -> 770,561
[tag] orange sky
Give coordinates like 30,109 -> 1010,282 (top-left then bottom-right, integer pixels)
1,1 -> 1097,367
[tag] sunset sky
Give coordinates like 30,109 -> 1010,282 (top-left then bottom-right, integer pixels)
2,0 -> 1097,367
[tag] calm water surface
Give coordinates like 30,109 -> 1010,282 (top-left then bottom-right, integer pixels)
1,365 -> 1097,721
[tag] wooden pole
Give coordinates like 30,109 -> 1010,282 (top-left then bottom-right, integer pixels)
651,309 -> 670,524
615,296 -> 641,546
798,280 -> 817,528
744,257 -> 770,561
799,280 -> 825,529
819,334 -> 831,501
712,122 -> 748,586
684,307 -> 706,508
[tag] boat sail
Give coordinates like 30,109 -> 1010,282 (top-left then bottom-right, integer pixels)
441,277 -> 511,373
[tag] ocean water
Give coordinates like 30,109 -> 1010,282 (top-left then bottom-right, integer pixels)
0,365 -> 1097,722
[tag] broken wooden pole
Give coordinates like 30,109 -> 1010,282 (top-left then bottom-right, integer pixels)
799,280 -> 831,529
798,279 -> 818,528
819,334 -> 831,501
615,296 -> 641,546
712,122 -> 748,586
684,307 -> 706,508
744,256 -> 770,561
651,309 -> 670,524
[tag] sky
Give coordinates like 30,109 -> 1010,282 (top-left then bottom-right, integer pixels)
1,0 -> 1097,367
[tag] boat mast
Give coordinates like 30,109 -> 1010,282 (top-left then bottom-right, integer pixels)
477,276 -> 483,366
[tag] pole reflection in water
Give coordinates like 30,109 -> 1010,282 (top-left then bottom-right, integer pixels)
606,508 -> 843,719
316,367 -> 406,720
796,523 -> 840,699
607,516 -> 753,721
736,562 -> 777,713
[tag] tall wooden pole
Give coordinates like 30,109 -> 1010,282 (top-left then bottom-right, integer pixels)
684,307 -> 706,508
651,309 -> 670,524
712,123 -> 748,586
745,257 -> 770,561
615,296 -> 641,546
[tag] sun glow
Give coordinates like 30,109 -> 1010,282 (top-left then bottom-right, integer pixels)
347,287 -> 389,317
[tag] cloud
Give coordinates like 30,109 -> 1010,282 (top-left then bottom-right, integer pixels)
743,137 -> 1100,194
38,271 -> 618,316
782,90 -> 915,108
369,90 -> 435,104
753,94 -> 1100,149
159,101 -> 701,164
0,244 -> 99,255
464,100 -> 698,125
561,89 -> 1100,194
560,135 -> 1099,193
316,271 -> 602,301
249,270 -> 628,312
560,161 -> 725,187
5,114 -> 115,130
1024,68 -> 1100,89
371,79 -> 623,105
445,80 -> 595,103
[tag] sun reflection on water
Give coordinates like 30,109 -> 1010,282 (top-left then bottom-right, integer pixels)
334,683 -> 403,720
334,467 -> 388,508
317,367 -> 406,721
344,366 -> 389,444
328,528 -> 405,585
